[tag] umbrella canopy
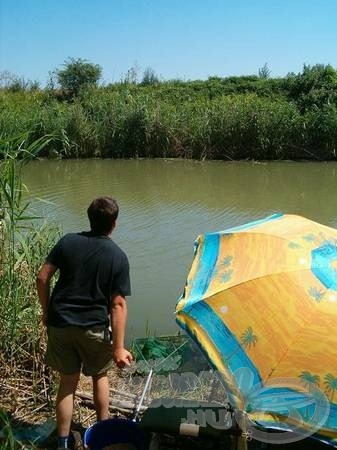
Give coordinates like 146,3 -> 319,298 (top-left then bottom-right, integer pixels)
176,213 -> 337,446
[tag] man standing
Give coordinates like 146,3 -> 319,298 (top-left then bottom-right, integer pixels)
37,197 -> 133,450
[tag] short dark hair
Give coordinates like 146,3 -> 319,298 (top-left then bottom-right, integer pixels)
87,197 -> 119,235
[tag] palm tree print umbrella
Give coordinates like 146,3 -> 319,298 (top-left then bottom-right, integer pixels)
175,214 -> 337,446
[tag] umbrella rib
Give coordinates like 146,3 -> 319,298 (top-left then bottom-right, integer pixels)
195,268 -> 319,383
265,308 -> 316,381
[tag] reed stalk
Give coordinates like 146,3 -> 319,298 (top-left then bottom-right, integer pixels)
0,134 -> 59,425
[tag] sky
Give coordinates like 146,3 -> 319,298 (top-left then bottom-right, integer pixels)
1,0 -> 337,85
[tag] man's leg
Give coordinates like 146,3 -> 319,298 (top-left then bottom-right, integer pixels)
56,372 -> 80,446
92,372 -> 110,421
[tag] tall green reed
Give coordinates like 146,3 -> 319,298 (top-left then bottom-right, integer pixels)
0,134 -> 59,414
0,135 -> 50,348
2,79 -> 337,160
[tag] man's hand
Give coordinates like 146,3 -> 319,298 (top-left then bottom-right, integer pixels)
110,295 -> 131,368
112,347 -> 133,368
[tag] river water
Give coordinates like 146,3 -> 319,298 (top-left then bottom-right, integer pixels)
22,158 -> 337,339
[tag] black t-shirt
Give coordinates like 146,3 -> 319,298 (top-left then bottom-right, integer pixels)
46,232 -> 131,328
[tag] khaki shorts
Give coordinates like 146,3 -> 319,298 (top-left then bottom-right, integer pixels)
45,326 -> 114,376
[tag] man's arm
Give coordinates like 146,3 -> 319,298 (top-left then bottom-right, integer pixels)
110,294 -> 133,368
36,262 -> 58,326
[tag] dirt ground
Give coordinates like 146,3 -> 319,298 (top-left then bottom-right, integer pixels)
1,368 -> 334,450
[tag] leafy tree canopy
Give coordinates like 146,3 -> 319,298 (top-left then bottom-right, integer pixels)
285,64 -> 337,110
56,57 -> 102,97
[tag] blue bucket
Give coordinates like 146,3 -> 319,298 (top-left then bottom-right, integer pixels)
84,418 -> 149,450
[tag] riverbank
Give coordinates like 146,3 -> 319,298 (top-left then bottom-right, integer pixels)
1,369 -> 333,450
0,369 -> 125,449
1,64 -> 337,161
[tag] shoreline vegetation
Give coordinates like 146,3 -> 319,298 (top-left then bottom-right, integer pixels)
1,63 -> 337,161
0,136 -> 60,447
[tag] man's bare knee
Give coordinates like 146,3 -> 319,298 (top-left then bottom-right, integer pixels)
92,372 -> 107,379
92,372 -> 108,384
58,372 -> 80,395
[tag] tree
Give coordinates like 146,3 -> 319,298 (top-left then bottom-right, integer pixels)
123,64 -> 140,84
324,373 -> 337,402
285,64 -> 337,110
258,63 -> 271,79
225,326 -> 257,364
56,57 -> 102,97
0,70 -> 17,88
141,67 -> 159,85
240,326 -> 258,349
299,371 -> 321,388
0,70 -> 39,91
299,371 -> 321,419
